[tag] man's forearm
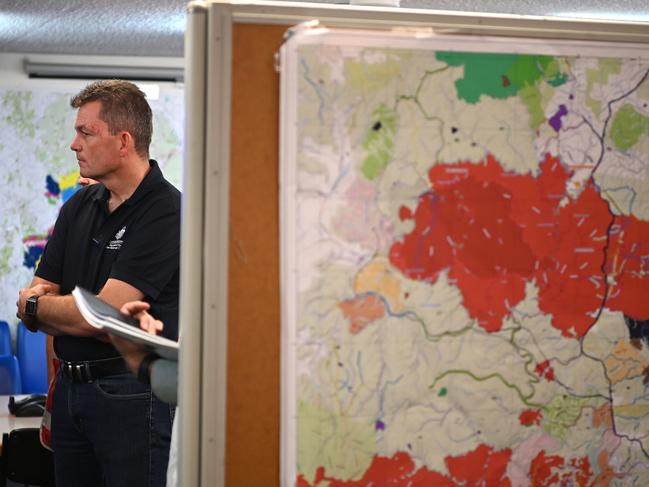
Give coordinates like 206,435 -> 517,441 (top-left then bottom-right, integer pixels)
35,294 -> 105,338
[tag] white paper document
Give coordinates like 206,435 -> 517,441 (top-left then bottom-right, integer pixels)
72,286 -> 178,360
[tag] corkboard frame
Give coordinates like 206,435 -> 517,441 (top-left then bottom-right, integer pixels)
181,2 -> 649,486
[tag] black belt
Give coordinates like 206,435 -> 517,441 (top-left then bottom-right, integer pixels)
57,357 -> 129,383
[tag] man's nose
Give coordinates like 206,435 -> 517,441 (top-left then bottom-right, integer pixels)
70,135 -> 80,152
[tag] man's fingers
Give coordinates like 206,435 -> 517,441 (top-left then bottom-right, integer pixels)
120,301 -> 151,315
119,301 -> 163,335
78,177 -> 99,186
32,283 -> 53,295
141,317 -> 164,335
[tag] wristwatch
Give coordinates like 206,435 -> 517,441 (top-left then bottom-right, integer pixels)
24,295 -> 39,319
137,352 -> 160,385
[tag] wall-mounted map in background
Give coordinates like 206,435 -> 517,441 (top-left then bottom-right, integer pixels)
0,84 -> 184,327
280,29 -> 649,485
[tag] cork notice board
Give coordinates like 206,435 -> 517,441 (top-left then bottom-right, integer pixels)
228,22 -> 286,486
215,7 -> 649,487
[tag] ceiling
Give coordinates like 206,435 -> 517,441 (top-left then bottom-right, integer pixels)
1,0 -> 648,58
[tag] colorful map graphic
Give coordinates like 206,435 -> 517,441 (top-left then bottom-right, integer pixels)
23,171 -> 81,270
281,29 -> 649,486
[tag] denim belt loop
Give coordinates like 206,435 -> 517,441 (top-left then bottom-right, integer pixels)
76,362 -> 91,383
61,361 -> 92,383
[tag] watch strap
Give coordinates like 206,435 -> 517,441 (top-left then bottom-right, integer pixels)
25,294 -> 40,317
137,352 -> 159,385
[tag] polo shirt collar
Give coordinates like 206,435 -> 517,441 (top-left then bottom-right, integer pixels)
91,160 -> 163,209
123,160 -> 163,207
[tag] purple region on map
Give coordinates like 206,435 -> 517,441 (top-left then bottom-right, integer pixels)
549,104 -> 568,132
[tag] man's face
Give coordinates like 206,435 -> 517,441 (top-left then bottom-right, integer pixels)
70,100 -> 121,180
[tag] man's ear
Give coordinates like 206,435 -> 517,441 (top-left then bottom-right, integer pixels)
118,131 -> 135,157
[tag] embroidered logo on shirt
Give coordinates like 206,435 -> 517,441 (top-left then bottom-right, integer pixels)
106,226 -> 127,250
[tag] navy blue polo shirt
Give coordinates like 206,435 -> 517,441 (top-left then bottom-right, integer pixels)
36,160 -> 180,362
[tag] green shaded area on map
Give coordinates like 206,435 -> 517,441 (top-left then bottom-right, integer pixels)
586,59 -> 622,115
298,400 -> 376,482
610,104 -> 649,151
542,395 -> 599,441
361,104 -> 398,180
435,52 -> 569,129
435,52 -> 562,103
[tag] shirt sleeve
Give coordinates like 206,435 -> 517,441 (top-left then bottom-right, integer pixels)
109,196 -> 180,299
150,358 -> 178,405
34,198 -> 72,285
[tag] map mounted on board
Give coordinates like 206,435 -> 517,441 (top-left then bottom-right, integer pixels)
280,26 -> 649,486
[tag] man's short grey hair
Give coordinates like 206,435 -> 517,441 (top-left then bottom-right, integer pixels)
71,80 -> 152,158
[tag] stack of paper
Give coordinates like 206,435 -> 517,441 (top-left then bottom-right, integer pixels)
72,286 -> 178,360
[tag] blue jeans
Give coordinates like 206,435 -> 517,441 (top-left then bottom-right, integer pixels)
51,371 -> 174,487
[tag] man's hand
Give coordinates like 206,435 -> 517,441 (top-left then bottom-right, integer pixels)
109,301 -> 165,376
120,301 -> 163,335
78,177 -> 99,186
110,335 -> 150,376
16,283 -> 55,331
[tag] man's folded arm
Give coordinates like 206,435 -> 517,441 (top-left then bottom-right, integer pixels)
19,277 -> 144,337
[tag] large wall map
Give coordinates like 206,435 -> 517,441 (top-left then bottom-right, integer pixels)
280,28 -> 649,486
0,84 -> 183,329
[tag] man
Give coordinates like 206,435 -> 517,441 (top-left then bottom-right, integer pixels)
16,79 -> 180,487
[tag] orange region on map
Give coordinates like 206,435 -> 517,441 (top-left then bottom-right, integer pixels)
593,450 -> 626,485
388,153 -> 649,338
604,339 -> 649,384
591,402 -> 613,429
353,259 -> 404,312
297,444 -> 512,486
338,294 -> 386,334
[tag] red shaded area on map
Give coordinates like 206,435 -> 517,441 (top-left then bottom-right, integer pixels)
534,360 -> 555,381
604,213 -> 649,318
297,444 -> 512,486
389,153 -> 649,338
519,409 -> 543,426
530,451 -> 593,487
297,447 -> 617,486
338,295 -> 386,334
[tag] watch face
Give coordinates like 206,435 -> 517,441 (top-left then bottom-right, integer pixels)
25,296 -> 38,316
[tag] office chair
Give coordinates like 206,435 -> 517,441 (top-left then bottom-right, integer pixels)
1,428 -> 54,486
0,356 -> 21,395
0,322 -> 11,357
16,324 -> 47,394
